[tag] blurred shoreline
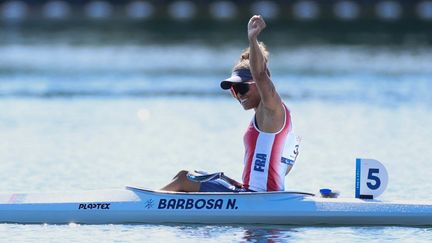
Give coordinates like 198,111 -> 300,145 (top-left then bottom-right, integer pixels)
1,20 -> 431,45
1,0 -> 431,45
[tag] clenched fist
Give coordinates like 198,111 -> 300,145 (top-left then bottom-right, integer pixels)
248,15 -> 266,41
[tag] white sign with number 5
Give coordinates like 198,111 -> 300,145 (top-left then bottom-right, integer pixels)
355,158 -> 388,199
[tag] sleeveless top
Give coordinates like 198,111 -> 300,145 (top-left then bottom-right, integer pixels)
242,104 -> 299,192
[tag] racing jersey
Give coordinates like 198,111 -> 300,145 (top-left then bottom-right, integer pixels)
242,104 -> 299,191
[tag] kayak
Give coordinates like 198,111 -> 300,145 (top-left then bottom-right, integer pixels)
0,186 -> 431,225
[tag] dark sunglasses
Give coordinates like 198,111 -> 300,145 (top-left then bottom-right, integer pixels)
230,82 -> 255,96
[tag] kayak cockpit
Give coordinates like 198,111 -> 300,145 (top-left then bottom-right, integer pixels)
125,186 -> 315,196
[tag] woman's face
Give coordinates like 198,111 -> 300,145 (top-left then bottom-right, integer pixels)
230,81 -> 261,110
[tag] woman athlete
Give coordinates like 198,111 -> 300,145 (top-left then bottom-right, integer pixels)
161,15 -> 299,192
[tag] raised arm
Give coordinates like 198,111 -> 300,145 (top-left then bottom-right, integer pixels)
248,15 -> 282,111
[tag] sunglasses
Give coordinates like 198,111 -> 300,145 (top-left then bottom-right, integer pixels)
230,82 -> 255,96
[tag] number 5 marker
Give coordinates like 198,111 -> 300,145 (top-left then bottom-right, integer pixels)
355,158 -> 389,199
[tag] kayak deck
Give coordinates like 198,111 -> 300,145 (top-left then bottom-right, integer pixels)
0,186 -> 431,226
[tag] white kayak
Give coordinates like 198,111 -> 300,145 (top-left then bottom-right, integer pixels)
0,186 -> 431,226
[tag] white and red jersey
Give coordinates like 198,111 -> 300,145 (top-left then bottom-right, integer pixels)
242,104 -> 299,192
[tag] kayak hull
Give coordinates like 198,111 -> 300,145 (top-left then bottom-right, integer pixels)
0,187 -> 431,226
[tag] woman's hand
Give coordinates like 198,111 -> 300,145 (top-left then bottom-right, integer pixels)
248,15 -> 266,41
222,175 -> 244,189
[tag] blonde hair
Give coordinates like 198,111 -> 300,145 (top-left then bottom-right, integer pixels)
232,42 -> 269,72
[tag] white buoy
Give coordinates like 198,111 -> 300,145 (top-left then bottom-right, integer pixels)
417,1 -> 432,20
333,1 -> 360,20
168,1 -> 196,20
292,0 -> 320,20
250,1 -> 279,19
209,1 -> 236,20
1,1 -> 28,20
43,1 -> 70,19
126,1 -> 154,19
85,1 -> 112,19
375,1 -> 402,20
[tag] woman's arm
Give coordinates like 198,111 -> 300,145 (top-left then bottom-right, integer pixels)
248,15 -> 284,132
222,174 -> 244,189
248,15 -> 282,111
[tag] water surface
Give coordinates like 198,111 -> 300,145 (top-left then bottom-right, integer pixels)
0,31 -> 431,241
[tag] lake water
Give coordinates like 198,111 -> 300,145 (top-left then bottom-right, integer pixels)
0,30 -> 432,241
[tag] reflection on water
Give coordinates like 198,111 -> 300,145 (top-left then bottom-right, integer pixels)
1,223 -> 431,242
241,225 -> 298,242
